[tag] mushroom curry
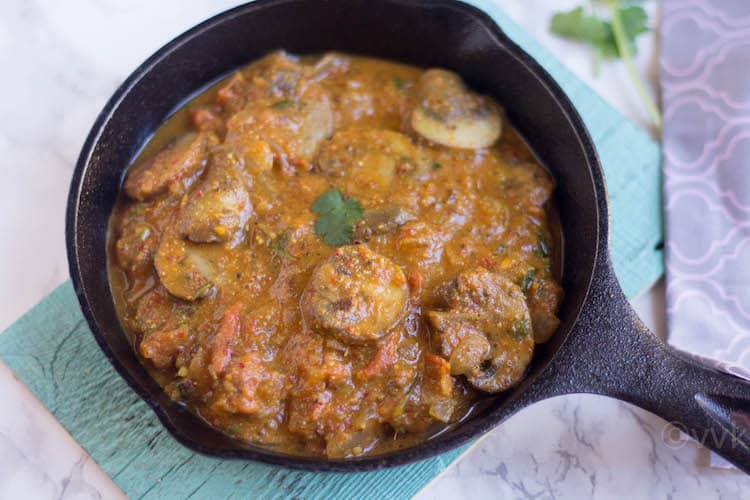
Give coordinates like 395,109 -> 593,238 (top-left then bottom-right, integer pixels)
108,51 -> 563,458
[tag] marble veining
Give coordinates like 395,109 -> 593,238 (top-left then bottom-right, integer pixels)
0,0 -> 748,498
0,362 -> 121,499
419,395 -> 750,499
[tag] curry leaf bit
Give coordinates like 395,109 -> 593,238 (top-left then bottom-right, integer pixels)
549,1 -> 660,128
432,162 -> 443,170
311,189 -> 364,247
393,77 -> 406,90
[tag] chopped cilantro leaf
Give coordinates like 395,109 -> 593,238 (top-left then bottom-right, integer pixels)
535,233 -> 549,258
510,318 -> 530,341
519,269 -> 536,293
311,189 -> 364,247
270,231 -> 291,260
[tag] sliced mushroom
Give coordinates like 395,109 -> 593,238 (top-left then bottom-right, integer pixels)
115,217 -> 158,274
527,279 -> 563,343
317,128 -> 430,189
310,52 -> 351,82
352,206 -> 415,242
130,287 -> 180,334
225,84 -> 334,172
250,50 -> 310,99
176,159 -> 253,246
302,245 -> 408,344
217,51 -> 308,112
154,235 -> 219,301
410,69 -> 501,149
427,268 -> 533,393
123,132 -> 216,201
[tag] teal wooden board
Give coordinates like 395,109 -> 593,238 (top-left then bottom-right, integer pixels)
0,2 -> 662,498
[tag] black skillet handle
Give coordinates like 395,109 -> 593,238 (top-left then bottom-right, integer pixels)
535,260 -> 750,474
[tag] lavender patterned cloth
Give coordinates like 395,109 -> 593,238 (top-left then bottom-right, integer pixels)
662,0 -> 750,383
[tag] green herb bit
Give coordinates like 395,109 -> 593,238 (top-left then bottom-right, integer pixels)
311,188 -> 364,247
549,5 -> 647,59
510,318 -> 530,341
608,0 -> 662,128
535,233 -> 549,258
334,384 -> 351,396
195,283 -> 214,298
432,162 -> 443,170
393,77 -> 405,90
519,269 -> 536,293
549,2 -> 660,128
271,99 -> 291,109
270,231 -> 291,260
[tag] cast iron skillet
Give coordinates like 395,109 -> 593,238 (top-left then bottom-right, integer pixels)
66,0 -> 750,473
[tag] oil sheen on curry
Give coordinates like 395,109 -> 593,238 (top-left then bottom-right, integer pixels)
108,51 -> 563,458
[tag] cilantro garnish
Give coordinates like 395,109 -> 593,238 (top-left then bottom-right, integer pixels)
549,1 -> 660,128
311,189 -> 364,247
550,5 -> 647,60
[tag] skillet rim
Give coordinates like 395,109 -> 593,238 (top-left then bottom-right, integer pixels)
65,0 -> 606,471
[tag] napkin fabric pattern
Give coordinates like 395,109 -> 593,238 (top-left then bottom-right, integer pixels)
662,0 -> 750,379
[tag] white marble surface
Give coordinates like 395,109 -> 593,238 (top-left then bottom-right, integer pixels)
0,0 -> 747,499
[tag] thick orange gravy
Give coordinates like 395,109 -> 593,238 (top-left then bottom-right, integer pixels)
108,51 -> 563,458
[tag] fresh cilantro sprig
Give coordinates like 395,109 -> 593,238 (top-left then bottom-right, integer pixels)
311,189 -> 364,247
550,0 -> 661,129
550,4 -> 647,61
